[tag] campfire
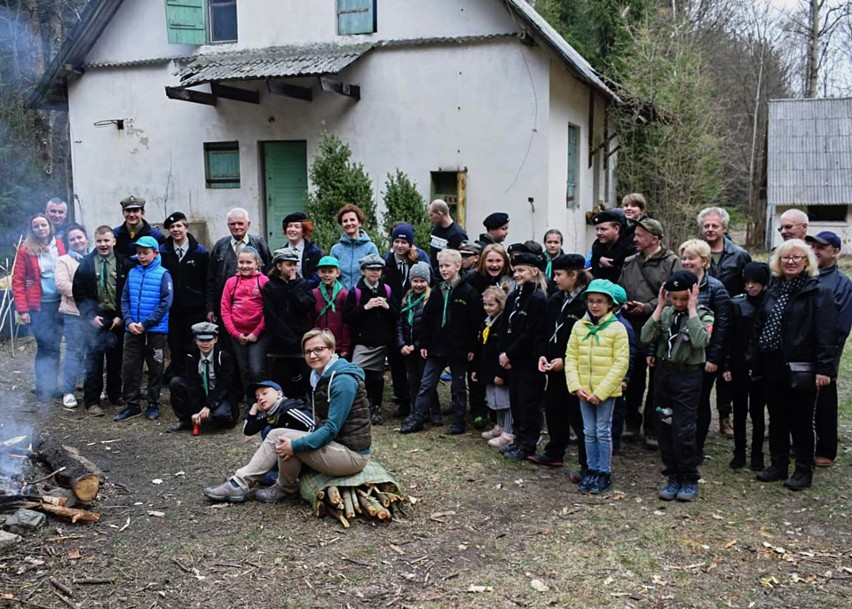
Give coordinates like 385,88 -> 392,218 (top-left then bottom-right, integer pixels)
1,432 -> 102,526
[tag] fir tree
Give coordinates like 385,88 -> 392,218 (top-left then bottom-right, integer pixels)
381,171 -> 431,251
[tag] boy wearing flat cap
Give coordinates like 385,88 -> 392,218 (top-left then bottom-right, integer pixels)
167,321 -> 239,432
641,270 -> 714,503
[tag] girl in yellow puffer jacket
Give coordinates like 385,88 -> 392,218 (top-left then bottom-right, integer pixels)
566,279 -> 630,494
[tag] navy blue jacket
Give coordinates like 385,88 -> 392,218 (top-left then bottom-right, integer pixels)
817,263 -> 852,364
113,220 -> 166,257
159,234 -> 208,313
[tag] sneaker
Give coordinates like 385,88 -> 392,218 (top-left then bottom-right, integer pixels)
814,456 -> 834,468
472,416 -> 488,431
167,421 -> 193,433
676,481 -> 699,502
590,472 -> 612,495
658,477 -> 680,501
429,413 -> 444,427
371,410 -> 384,426
783,469 -> 812,491
504,447 -> 530,461
254,484 -> 296,503
62,393 -> 78,410
729,453 -> 746,469
527,454 -> 564,467
146,405 -> 160,420
498,441 -> 517,454
720,418 -> 734,438
203,479 -> 248,503
87,405 -> 105,418
113,405 -> 142,422
481,425 -> 503,440
440,371 -> 452,382
643,435 -> 659,450
578,471 -> 598,493
399,418 -> 424,434
568,468 -> 588,484
446,422 -> 465,435
756,464 -> 788,482
488,433 -> 514,448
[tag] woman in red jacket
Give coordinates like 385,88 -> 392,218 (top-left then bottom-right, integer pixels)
13,214 -> 67,403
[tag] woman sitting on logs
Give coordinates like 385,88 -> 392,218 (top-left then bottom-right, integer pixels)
203,328 -> 371,503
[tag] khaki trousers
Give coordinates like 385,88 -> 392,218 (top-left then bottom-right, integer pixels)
234,429 -> 369,493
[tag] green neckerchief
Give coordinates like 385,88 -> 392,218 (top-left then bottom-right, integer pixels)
581,313 -> 619,343
318,281 -> 342,318
401,291 -> 426,325
440,276 -> 460,328
545,257 -> 553,278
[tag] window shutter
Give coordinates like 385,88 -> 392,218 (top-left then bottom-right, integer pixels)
205,143 -> 241,189
566,125 -> 578,207
338,0 -> 376,35
165,0 -> 206,45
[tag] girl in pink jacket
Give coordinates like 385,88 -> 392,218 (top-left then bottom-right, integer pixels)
220,247 -> 269,399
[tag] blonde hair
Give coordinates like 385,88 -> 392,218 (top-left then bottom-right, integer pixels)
437,248 -> 462,265
769,239 -> 819,278
24,214 -> 55,254
513,261 -> 548,292
301,328 -> 337,352
482,285 -> 507,313
678,239 -> 711,268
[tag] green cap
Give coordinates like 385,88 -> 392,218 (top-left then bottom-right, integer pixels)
585,278 -> 618,302
317,255 -> 339,269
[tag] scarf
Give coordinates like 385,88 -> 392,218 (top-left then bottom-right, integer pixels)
482,313 -> 501,345
758,272 -> 808,352
581,313 -> 618,343
401,291 -> 426,326
666,310 -> 687,358
318,281 -> 342,318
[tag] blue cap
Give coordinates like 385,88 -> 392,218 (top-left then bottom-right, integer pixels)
317,255 -> 339,269
134,236 -> 159,249
246,380 -> 283,396
805,231 -> 841,249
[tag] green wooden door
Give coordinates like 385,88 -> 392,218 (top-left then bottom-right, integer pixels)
263,141 -> 308,245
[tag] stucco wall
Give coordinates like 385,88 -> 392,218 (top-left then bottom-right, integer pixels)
770,205 -> 852,254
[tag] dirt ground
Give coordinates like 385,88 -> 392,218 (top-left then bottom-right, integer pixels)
1,338 -> 851,609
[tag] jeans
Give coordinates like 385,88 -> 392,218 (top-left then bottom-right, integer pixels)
122,332 -> 167,407
411,356 -> 467,423
403,352 -> 439,415
580,397 -> 615,474
30,301 -> 63,401
60,314 -> 88,394
231,334 -> 269,401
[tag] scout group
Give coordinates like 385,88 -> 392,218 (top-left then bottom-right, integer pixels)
12,195 -> 848,503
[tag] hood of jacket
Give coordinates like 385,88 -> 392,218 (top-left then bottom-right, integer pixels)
338,229 -> 374,246
319,356 -> 366,383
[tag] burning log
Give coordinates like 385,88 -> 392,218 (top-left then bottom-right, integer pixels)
34,434 -> 101,503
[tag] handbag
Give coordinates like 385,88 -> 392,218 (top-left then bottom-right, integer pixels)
786,362 -> 815,391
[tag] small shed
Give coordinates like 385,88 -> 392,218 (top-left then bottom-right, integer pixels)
766,97 -> 852,252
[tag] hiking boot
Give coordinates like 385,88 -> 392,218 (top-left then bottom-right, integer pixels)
430,413 -> 444,427
399,417 -> 424,434
578,471 -> 598,493
750,453 -> 765,472
488,433 -> 514,449
203,479 -> 248,503
86,404 -> 105,418
391,404 -> 410,419
254,484 -> 296,503
370,406 -> 384,426
527,454 -> 564,467
658,477 -> 680,501
113,405 -> 142,422
472,416 -> 488,431
720,418 -> 734,438
62,393 -> 78,410
568,468 -> 588,485
756,464 -> 789,483
590,472 -> 612,495
729,453 -> 746,469
783,469 -> 812,491
146,405 -> 160,420
446,422 -> 465,435
504,446 -> 530,461
676,481 -> 699,502
167,421 -> 193,433
481,425 -> 503,440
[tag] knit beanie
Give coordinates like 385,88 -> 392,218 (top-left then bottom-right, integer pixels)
409,261 -> 431,282
742,262 -> 770,286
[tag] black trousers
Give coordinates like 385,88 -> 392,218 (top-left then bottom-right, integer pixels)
765,379 -> 817,472
509,367 -> 545,454
625,352 -> 656,436
541,371 -> 586,467
655,366 -> 702,483
267,354 -> 310,400
403,353 -> 439,416
169,376 -> 238,425
83,321 -> 123,407
730,372 -> 765,459
122,333 -> 167,408
467,366 -> 488,421
166,309 -> 206,376
815,379 -> 838,460
696,368 -> 716,455
387,341 -> 410,407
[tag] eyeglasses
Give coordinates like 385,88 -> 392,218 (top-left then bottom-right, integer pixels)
777,223 -> 804,233
780,255 -> 806,262
303,345 -> 329,357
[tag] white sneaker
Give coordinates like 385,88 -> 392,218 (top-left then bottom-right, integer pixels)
488,432 -> 514,448
62,393 -> 78,410
481,425 -> 503,440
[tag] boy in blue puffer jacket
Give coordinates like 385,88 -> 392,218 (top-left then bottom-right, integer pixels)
116,236 -> 173,422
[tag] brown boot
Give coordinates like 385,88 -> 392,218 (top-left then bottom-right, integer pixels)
720,418 -> 734,439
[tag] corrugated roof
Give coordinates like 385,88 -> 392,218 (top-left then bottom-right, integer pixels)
176,43 -> 374,87
767,97 -> 852,206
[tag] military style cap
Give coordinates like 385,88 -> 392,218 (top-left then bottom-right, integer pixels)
459,240 -> 482,255
164,211 -> 187,229
272,247 -> 300,263
120,195 -> 145,210
359,253 -> 385,269
483,212 -> 509,229
592,209 -> 625,225
192,322 -> 219,340
664,270 -> 698,292
551,253 -> 586,272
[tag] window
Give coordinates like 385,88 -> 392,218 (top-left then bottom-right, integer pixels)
165,0 -> 237,45
338,0 -> 376,35
430,171 -> 467,228
566,125 -> 578,207
205,142 -> 240,189
808,205 -> 847,222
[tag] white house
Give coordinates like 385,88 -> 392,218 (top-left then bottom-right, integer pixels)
766,97 -> 852,253
30,0 -> 618,251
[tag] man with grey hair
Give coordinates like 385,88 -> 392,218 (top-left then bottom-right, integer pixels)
778,208 -> 809,241
428,199 -> 467,272
46,198 -> 69,243
206,207 -> 271,323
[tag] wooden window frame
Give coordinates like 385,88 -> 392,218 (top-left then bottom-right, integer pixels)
204,141 -> 241,189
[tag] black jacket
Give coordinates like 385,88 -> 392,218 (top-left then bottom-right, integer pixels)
817,263 -> 852,362
396,291 -> 429,350
498,283 -> 548,370
708,237 -> 751,297
590,233 -> 636,283
113,220 -> 166,257
747,276 -> 838,378
242,397 -> 314,436
72,251 -> 129,320
382,247 -> 431,305
159,234 -> 209,313
474,313 -> 508,385
419,279 -> 482,358
182,345 -> 238,410
285,239 -> 323,288
697,274 -> 732,365
207,235 -> 272,317
261,275 -> 315,355
343,279 -> 399,348
725,292 -> 764,377
536,288 -> 587,361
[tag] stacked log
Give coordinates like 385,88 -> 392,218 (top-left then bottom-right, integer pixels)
315,482 -> 408,528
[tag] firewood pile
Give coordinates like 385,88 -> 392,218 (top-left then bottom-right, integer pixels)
315,482 -> 410,528
0,433 -> 102,526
